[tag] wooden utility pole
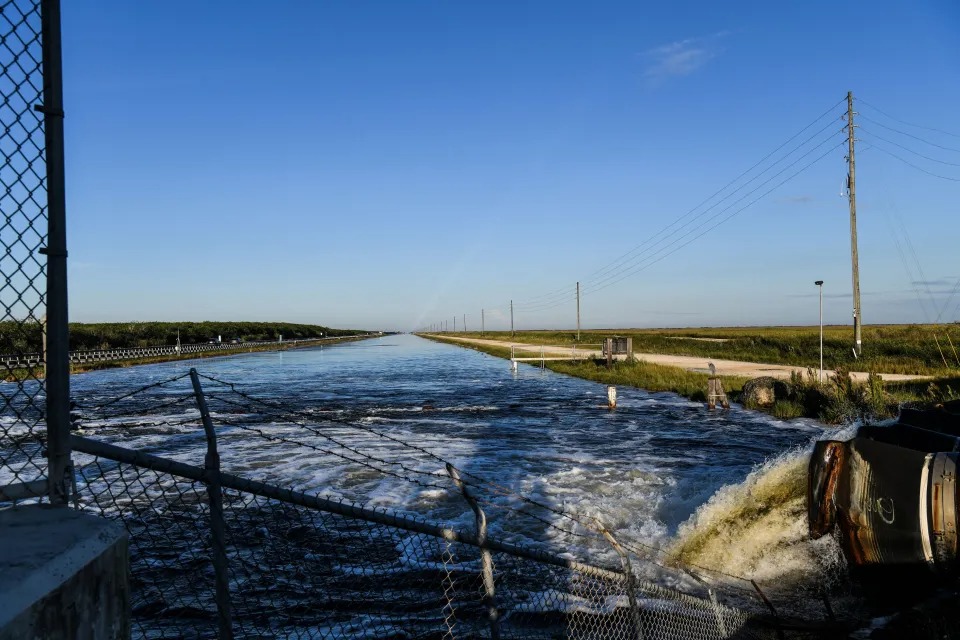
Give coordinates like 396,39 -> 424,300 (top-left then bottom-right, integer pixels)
453,316 -> 456,332
510,300 -> 514,338
463,314 -> 466,332
847,91 -> 863,356
481,309 -> 485,336
576,281 -> 581,342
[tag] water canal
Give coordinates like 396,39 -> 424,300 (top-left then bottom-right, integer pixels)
65,334 -> 844,591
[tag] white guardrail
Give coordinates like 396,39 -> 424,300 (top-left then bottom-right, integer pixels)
0,334 -> 376,369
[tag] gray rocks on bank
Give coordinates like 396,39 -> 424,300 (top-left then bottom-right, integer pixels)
739,376 -> 794,408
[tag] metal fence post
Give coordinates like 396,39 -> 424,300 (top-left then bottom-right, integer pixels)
190,369 -> 234,640
598,525 -> 645,640
40,0 -> 71,506
708,589 -> 730,638
446,464 -> 500,640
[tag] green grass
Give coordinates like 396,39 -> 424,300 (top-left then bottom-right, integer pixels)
424,333 -> 960,424
443,324 -> 960,376
426,334 -> 749,403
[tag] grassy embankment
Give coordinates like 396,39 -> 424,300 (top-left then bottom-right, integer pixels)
425,325 -> 960,423
454,325 -> 960,376
2,322 -> 372,381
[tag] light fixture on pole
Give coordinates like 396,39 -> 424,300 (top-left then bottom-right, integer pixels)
815,280 -> 824,383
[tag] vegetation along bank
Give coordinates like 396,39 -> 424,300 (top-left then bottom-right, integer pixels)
423,328 -> 960,424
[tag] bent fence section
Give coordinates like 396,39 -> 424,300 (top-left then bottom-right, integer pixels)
56,371 -> 767,640
72,431 -> 756,640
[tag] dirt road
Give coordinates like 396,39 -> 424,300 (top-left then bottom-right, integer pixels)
428,335 -> 929,382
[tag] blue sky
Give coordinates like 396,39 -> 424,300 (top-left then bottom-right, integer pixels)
61,1 -> 960,331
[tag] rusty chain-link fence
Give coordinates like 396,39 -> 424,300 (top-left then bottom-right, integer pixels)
64,370 -> 779,639
0,0 -> 70,504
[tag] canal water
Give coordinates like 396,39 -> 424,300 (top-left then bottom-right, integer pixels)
67,333 -> 845,596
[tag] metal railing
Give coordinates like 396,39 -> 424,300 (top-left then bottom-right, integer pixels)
64,370 -> 768,639
509,343 -> 603,370
0,333 -> 372,369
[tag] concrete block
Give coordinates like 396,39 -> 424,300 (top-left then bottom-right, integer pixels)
0,505 -> 129,640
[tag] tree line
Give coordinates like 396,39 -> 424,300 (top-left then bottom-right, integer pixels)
0,321 -> 365,353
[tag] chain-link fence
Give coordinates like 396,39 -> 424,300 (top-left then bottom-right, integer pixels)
0,7 -> 828,634
0,0 -> 70,504
66,370 -> 782,639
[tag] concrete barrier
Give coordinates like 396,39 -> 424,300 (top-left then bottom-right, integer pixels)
0,506 -> 129,639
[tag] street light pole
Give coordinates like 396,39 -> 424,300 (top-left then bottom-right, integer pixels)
815,280 -> 824,383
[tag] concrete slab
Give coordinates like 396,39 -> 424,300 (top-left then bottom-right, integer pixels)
0,505 -> 129,640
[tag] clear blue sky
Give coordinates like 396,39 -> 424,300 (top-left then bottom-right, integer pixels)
61,1 -> 960,331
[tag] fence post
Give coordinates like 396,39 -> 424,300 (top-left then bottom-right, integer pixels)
190,369 -> 234,640
39,0 -> 72,506
598,525 -> 645,640
446,463 -> 500,640
708,589 -> 731,638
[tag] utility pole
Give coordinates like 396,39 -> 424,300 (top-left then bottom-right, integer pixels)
453,316 -> 456,332
847,91 -> 863,356
481,309 -> 485,336
815,280 -> 824,383
463,314 -> 466,332
576,281 -> 581,342
510,300 -> 514,338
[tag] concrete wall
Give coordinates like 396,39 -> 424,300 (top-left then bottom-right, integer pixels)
0,505 -> 129,640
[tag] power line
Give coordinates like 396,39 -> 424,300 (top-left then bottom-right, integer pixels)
858,97 -> 960,139
858,113 -> 960,154
884,210 -> 935,323
858,127 -> 960,167
517,282 -> 582,304
581,136 -> 845,296
577,122 -> 845,296
580,98 -> 848,288
936,277 -> 960,324
864,140 -> 960,182
515,291 -> 577,312
488,127 -> 846,316
515,289 -> 577,311
582,140 -> 846,296
486,97 -> 848,316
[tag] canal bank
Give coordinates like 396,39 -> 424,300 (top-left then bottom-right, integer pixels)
421,331 -> 748,402
418,333 -> 940,424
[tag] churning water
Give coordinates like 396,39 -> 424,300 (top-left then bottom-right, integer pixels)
63,334 -> 845,599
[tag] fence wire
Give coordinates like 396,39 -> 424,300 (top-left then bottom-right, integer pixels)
66,371 -> 789,639
0,0 -> 49,494
75,451 -> 758,640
